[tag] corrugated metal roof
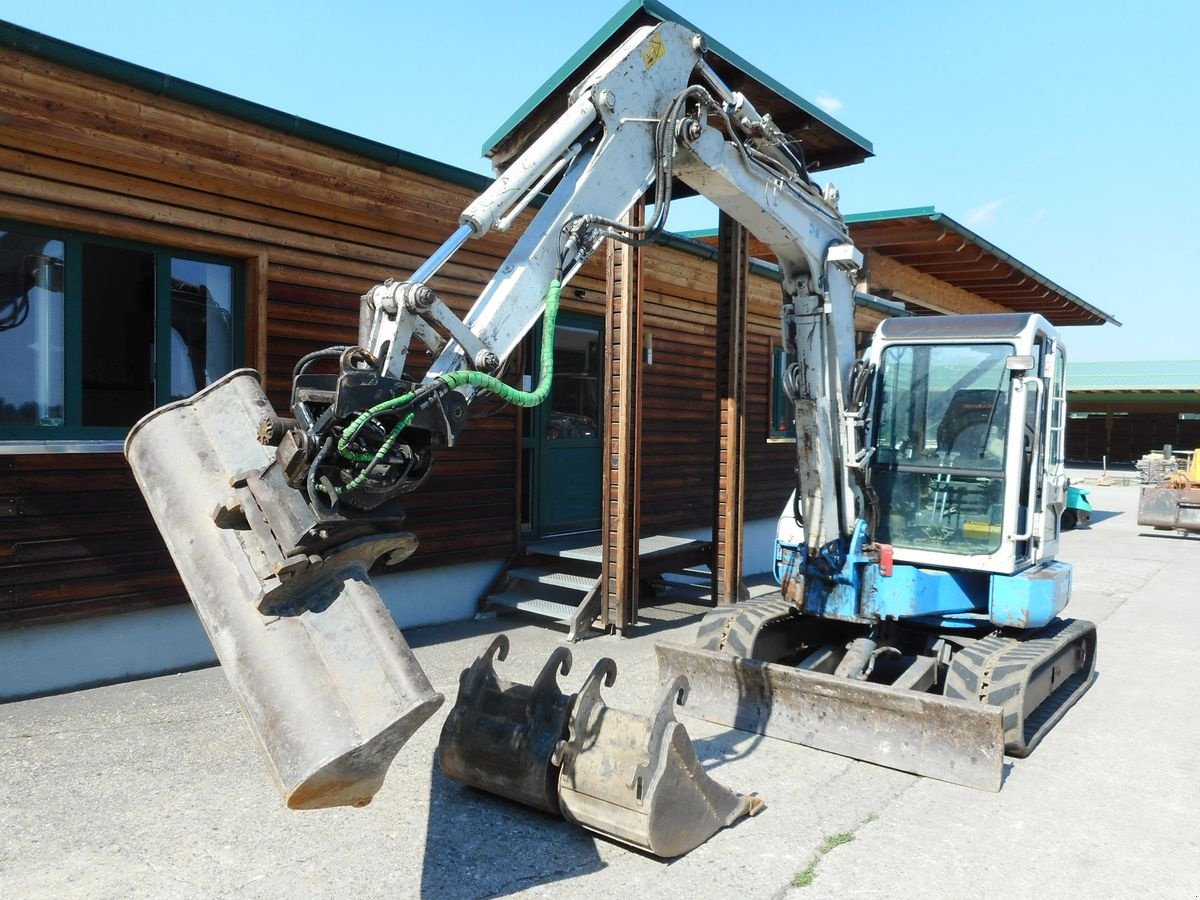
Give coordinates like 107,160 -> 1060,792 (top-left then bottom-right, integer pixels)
1067,361 -> 1200,392
481,0 -> 873,175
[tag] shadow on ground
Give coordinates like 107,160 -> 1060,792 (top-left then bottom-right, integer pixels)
421,752 -> 607,898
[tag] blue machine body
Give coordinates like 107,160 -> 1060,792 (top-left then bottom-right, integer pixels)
774,524 -> 1071,632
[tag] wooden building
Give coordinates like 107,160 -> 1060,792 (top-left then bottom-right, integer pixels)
0,7 -> 1112,698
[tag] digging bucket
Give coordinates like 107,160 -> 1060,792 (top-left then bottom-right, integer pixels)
438,635 -> 576,813
554,661 -> 762,858
125,370 -> 444,809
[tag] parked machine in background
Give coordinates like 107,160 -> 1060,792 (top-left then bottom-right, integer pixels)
1138,446 -> 1200,535
126,21 -> 1096,855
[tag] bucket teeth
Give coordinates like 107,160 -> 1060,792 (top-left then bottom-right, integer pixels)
555,661 -> 763,858
438,636 -> 575,814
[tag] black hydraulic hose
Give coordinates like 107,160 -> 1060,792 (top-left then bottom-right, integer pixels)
293,345 -> 353,381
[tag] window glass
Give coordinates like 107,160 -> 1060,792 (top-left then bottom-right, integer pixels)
769,345 -> 796,440
870,343 -> 1013,555
169,258 -> 234,402
82,243 -> 155,426
545,325 -> 600,441
0,232 -> 65,426
0,221 -> 241,441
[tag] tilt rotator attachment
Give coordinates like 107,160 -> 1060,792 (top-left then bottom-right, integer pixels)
125,370 -> 444,809
438,636 -> 763,858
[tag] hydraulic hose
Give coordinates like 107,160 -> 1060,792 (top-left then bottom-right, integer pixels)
330,278 -> 563,491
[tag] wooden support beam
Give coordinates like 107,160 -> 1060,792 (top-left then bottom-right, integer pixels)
712,212 -> 750,606
601,204 -> 644,633
865,251 -> 1008,316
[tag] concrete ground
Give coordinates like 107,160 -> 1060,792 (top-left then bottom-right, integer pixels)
2,478 -> 1198,899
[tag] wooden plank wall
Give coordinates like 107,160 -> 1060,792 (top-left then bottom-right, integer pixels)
0,46 -> 530,625
0,44 -> 798,627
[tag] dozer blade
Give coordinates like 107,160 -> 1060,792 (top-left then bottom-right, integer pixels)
656,641 -> 1005,792
125,370 -> 444,809
554,660 -> 763,858
438,635 -> 575,814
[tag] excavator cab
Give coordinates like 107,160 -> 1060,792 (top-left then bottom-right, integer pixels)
863,313 -> 1069,574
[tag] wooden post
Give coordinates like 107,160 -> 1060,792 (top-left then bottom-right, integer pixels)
601,204 -> 644,633
712,211 -> 750,606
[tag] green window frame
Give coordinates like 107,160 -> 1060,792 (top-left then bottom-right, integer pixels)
0,220 -> 243,444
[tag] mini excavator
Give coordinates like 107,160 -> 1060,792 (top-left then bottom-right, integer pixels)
126,21 -> 1095,856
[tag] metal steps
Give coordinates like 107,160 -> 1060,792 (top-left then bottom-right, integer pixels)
486,533 -> 711,641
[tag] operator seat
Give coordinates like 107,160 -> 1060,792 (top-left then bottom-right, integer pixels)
937,389 -> 1006,465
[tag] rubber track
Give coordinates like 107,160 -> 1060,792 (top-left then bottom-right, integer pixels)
694,595 -> 800,658
944,618 -> 1097,757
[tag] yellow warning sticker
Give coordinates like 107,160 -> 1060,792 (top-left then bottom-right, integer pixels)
642,33 -> 666,69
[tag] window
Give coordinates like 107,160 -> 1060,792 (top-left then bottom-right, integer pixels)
869,342 -> 1014,555
0,223 -> 241,442
769,344 -> 796,441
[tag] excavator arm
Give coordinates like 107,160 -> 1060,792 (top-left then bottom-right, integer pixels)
286,22 -> 863,562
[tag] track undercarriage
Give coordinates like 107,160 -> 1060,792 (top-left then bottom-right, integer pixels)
657,592 -> 1097,790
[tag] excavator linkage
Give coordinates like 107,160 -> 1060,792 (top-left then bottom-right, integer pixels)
438,641 -> 761,857
126,370 -> 444,809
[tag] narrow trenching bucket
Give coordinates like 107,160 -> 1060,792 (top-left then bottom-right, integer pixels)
125,370 -> 444,809
438,635 -> 575,813
554,661 -> 763,858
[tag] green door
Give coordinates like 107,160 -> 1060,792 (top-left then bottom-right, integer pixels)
524,312 -> 604,537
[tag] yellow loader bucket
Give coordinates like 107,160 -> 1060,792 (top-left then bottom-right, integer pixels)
126,370 -> 444,809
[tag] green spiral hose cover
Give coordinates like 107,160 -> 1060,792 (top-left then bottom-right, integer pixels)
335,279 -> 562,472
435,278 -> 562,407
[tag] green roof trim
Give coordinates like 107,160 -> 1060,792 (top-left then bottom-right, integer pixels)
843,206 -> 937,224
0,19 -> 494,195
844,206 -> 1120,327
1067,361 -> 1200,393
481,0 -> 872,162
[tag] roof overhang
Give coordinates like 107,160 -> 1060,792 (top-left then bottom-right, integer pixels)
481,0 -> 873,178
684,207 -> 1118,327
845,207 -> 1118,327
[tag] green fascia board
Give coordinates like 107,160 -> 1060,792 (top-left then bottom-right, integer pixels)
843,206 -> 937,224
1067,391 -> 1200,407
0,19 -> 494,195
481,0 -> 873,162
845,206 -> 1119,327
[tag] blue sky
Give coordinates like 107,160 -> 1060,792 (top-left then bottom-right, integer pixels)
4,0 -> 1197,362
